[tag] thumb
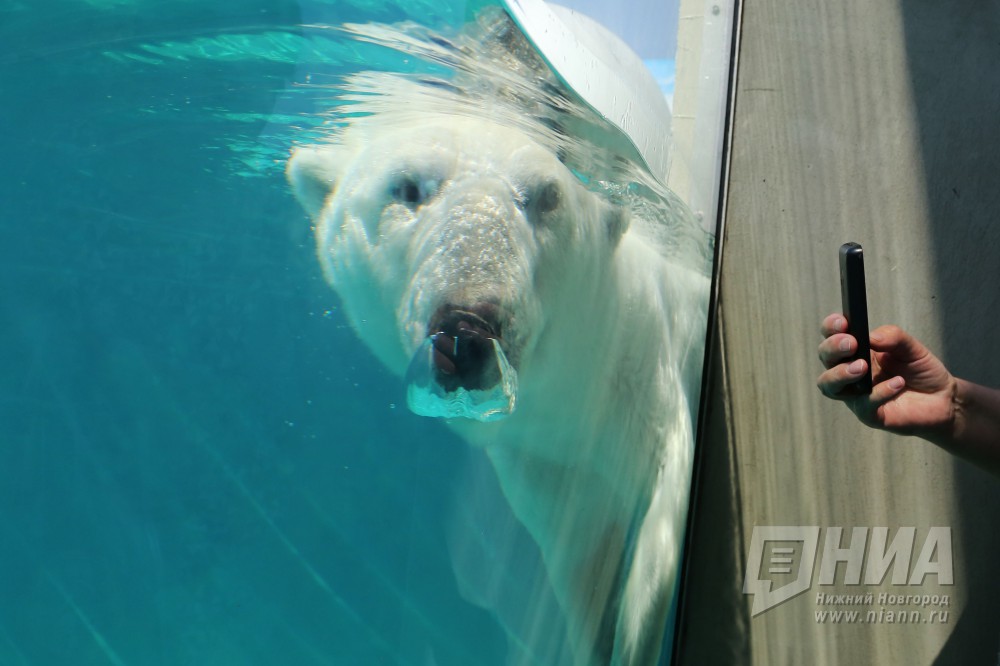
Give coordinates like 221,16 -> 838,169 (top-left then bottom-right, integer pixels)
868,325 -> 930,362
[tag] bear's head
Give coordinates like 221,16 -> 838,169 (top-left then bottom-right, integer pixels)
288,114 -> 627,414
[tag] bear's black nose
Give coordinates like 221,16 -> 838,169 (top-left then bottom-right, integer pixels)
428,305 -> 503,392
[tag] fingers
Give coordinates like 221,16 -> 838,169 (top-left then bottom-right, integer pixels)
820,313 -> 847,338
850,375 -> 907,429
870,375 -> 906,405
817,358 -> 869,398
817,331 -> 858,368
818,359 -> 906,417
817,314 -> 910,420
817,311 -> 865,397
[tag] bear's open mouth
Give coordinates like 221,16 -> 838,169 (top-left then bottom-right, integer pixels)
426,303 -> 505,392
404,301 -> 518,422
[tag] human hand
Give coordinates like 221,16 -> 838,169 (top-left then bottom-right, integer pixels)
816,314 -> 957,439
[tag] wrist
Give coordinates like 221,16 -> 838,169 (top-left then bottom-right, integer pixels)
928,377 -> 1000,476
947,377 -> 970,445
919,375 -> 962,449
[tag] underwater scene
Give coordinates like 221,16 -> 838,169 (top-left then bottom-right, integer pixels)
0,0 -> 723,664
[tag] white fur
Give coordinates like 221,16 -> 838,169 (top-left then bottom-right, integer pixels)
288,113 -> 708,665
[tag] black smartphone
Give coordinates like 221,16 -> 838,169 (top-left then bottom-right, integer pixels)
839,242 -> 872,394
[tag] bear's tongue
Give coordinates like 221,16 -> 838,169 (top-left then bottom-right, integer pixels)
404,310 -> 518,422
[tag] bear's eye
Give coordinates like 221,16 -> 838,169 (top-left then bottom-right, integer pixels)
535,181 -> 561,214
520,180 -> 562,218
390,175 -> 439,207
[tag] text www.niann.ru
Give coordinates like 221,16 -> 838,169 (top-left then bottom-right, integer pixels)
815,608 -> 950,624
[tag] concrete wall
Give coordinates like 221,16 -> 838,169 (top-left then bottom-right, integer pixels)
678,0 -> 1000,663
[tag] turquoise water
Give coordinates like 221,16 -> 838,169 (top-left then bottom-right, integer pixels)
0,1 -> 702,664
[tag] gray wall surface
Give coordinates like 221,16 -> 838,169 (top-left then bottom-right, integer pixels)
678,0 -> 1000,663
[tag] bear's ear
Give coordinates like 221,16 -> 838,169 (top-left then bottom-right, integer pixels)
286,145 -> 345,218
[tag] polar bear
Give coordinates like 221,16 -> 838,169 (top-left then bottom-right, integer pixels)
287,29 -> 709,666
